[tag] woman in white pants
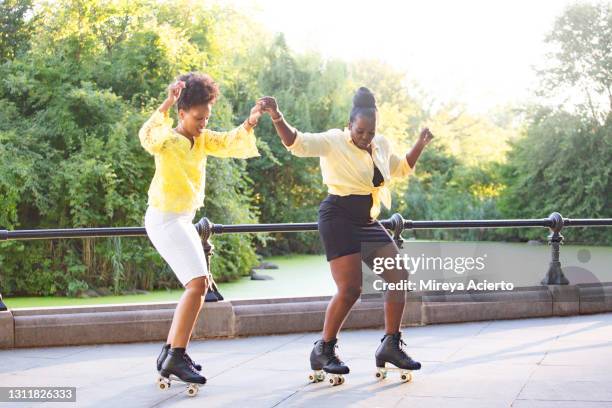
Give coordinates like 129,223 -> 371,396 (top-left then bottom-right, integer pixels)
139,72 -> 261,387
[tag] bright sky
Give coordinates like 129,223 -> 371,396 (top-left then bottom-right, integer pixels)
228,0 -> 580,114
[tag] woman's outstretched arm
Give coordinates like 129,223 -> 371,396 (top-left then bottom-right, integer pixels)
258,96 -> 297,146
406,128 -> 434,168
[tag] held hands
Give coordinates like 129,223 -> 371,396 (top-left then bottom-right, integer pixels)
418,128 -> 434,147
257,96 -> 282,121
256,96 -> 295,146
245,96 -> 281,129
247,101 -> 264,127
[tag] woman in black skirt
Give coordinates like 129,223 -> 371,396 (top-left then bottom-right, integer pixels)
259,88 -> 433,384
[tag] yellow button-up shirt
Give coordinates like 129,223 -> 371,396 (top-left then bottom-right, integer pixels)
139,110 -> 260,214
284,128 -> 412,219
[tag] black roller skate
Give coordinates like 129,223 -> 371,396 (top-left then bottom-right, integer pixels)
309,338 -> 349,386
375,332 -> 421,383
157,343 -> 202,371
157,348 -> 206,396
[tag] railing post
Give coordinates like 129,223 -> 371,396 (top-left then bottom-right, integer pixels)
390,213 -> 406,249
195,217 -> 224,302
541,212 -> 569,285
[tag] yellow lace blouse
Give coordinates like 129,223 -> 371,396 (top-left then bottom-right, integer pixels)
139,110 -> 260,214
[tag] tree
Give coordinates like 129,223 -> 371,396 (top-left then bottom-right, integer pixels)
0,0 -> 35,62
245,35 -> 351,254
0,0 -> 262,295
498,108 -> 611,244
539,2 -> 612,123
426,102 -> 517,167
497,2 -> 612,245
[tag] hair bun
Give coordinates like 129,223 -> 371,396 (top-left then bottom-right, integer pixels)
352,87 -> 376,109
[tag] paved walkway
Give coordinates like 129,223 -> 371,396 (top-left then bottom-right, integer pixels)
1,313 -> 612,407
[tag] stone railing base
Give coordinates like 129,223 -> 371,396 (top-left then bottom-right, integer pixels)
1,283 -> 611,349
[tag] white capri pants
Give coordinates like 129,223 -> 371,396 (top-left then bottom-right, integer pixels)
144,206 -> 210,287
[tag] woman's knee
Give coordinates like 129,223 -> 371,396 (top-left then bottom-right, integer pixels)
185,276 -> 209,296
338,285 -> 362,303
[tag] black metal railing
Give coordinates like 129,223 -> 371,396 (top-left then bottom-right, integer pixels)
1,212 -> 610,311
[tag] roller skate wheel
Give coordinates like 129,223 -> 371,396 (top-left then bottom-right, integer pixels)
375,368 -> 387,380
157,381 -> 169,391
400,372 -> 412,382
309,371 -> 325,383
329,375 -> 343,386
187,385 -> 199,397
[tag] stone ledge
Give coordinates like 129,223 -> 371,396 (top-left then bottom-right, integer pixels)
233,299 -> 386,336
193,301 -> 235,339
14,309 -> 175,348
3,284 -> 612,349
11,302 -> 179,316
0,310 -> 14,348
578,282 -> 612,314
230,295 -> 332,306
548,285 -> 580,316
421,286 -> 552,324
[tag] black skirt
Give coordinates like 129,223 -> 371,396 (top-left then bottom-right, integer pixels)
318,194 -> 393,261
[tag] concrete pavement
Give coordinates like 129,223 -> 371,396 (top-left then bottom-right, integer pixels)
1,313 -> 611,407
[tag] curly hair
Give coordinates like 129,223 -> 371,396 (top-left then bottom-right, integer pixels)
176,72 -> 220,111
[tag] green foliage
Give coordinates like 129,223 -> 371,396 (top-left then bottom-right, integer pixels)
496,3 -> 611,245
0,0 -> 35,62
427,104 -> 516,167
539,2 -> 611,123
0,0 -> 260,296
248,35 -> 351,255
0,0 -> 608,298
392,146 -> 505,242
498,109 -> 611,244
